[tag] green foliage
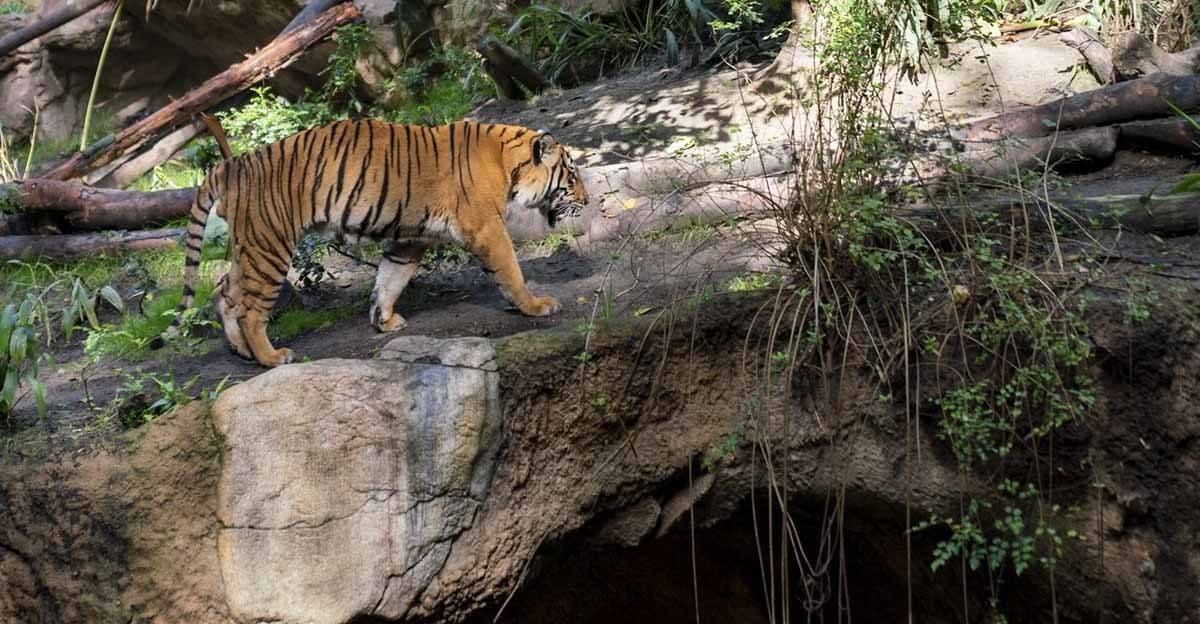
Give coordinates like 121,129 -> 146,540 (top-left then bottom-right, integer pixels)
0,298 -> 46,423
322,23 -> 375,114
107,370 -> 196,429
216,86 -> 335,155
421,244 -> 471,271
269,302 -> 361,341
499,0 -> 787,86
915,481 -> 1083,575
726,272 -> 779,292
0,259 -> 126,348
382,46 -> 493,126
0,1 -> 32,16
128,160 -> 206,192
1122,277 -> 1158,325
932,270 -> 1094,466
85,280 -> 218,362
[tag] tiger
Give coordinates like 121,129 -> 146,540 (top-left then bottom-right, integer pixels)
170,117 -> 589,367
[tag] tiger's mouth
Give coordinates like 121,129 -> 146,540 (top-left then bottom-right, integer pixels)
544,200 -> 583,229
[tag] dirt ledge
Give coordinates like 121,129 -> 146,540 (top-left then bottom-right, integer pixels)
0,288 -> 1197,623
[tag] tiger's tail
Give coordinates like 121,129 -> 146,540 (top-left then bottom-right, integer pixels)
153,114 -> 234,347
178,113 -> 233,313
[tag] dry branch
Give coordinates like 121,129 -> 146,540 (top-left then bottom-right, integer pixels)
39,1 -> 361,181
953,73 -> 1200,143
0,0 -> 111,58
0,228 -> 182,259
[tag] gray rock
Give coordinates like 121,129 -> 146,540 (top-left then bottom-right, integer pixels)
214,336 -> 501,624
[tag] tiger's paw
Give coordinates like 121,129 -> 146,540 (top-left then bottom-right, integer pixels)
260,347 -> 295,367
374,311 -> 408,333
522,295 -> 560,317
370,304 -> 408,333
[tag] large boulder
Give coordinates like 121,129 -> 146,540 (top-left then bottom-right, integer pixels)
213,336 -> 502,624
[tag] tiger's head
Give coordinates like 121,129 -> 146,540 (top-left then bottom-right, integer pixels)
510,131 -> 588,228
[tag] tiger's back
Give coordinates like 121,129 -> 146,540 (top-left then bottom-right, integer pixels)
177,118 -> 588,367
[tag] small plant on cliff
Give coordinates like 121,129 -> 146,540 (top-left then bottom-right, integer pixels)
107,370 -> 197,429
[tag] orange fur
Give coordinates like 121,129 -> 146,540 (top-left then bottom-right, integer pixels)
174,119 -> 588,367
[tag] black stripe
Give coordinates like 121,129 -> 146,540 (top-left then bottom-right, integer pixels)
331,121 -> 362,220
455,123 -> 469,198
429,126 -> 439,169
464,121 -> 475,183
367,126 -> 394,234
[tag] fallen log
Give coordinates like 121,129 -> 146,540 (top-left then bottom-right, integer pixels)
88,121 -> 203,188
0,227 -> 183,259
1111,32 -> 1200,81
959,126 -> 1119,180
0,0 -> 111,58
1061,27 -> 1114,84
903,189 -> 1200,240
2,178 -> 195,230
39,1 -> 361,181
953,72 -> 1200,143
478,36 -> 552,99
1116,117 -> 1200,153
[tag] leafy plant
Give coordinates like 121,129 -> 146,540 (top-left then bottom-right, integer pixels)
0,298 -> 46,423
0,1 -> 31,16
107,371 -> 197,429
322,23 -> 375,114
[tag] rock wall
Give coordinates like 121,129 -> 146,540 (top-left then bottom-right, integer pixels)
2,292 -> 1196,622
0,0 -> 630,150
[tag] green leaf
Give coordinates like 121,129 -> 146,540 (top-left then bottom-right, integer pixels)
665,29 -> 679,66
9,327 -> 29,365
0,305 -> 16,358
28,376 -> 46,420
0,369 -> 17,410
99,285 -> 124,312
1169,172 -> 1200,195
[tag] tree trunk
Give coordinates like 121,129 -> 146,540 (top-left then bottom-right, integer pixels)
0,0 -> 111,58
0,227 -> 183,259
953,72 -> 1200,143
39,1 -> 361,181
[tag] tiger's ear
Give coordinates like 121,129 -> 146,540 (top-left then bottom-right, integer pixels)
532,131 -> 558,165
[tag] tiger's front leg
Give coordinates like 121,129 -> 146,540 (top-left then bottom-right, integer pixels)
370,240 -> 427,333
464,217 -> 559,317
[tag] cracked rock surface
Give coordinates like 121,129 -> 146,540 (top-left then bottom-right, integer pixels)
214,336 -> 501,624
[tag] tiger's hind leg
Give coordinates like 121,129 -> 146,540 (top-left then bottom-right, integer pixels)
370,240 -> 427,333
237,254 -> 295,367
213,273 -> 251,359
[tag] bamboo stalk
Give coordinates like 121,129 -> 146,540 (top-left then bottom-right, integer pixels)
80,0 -> 126,151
